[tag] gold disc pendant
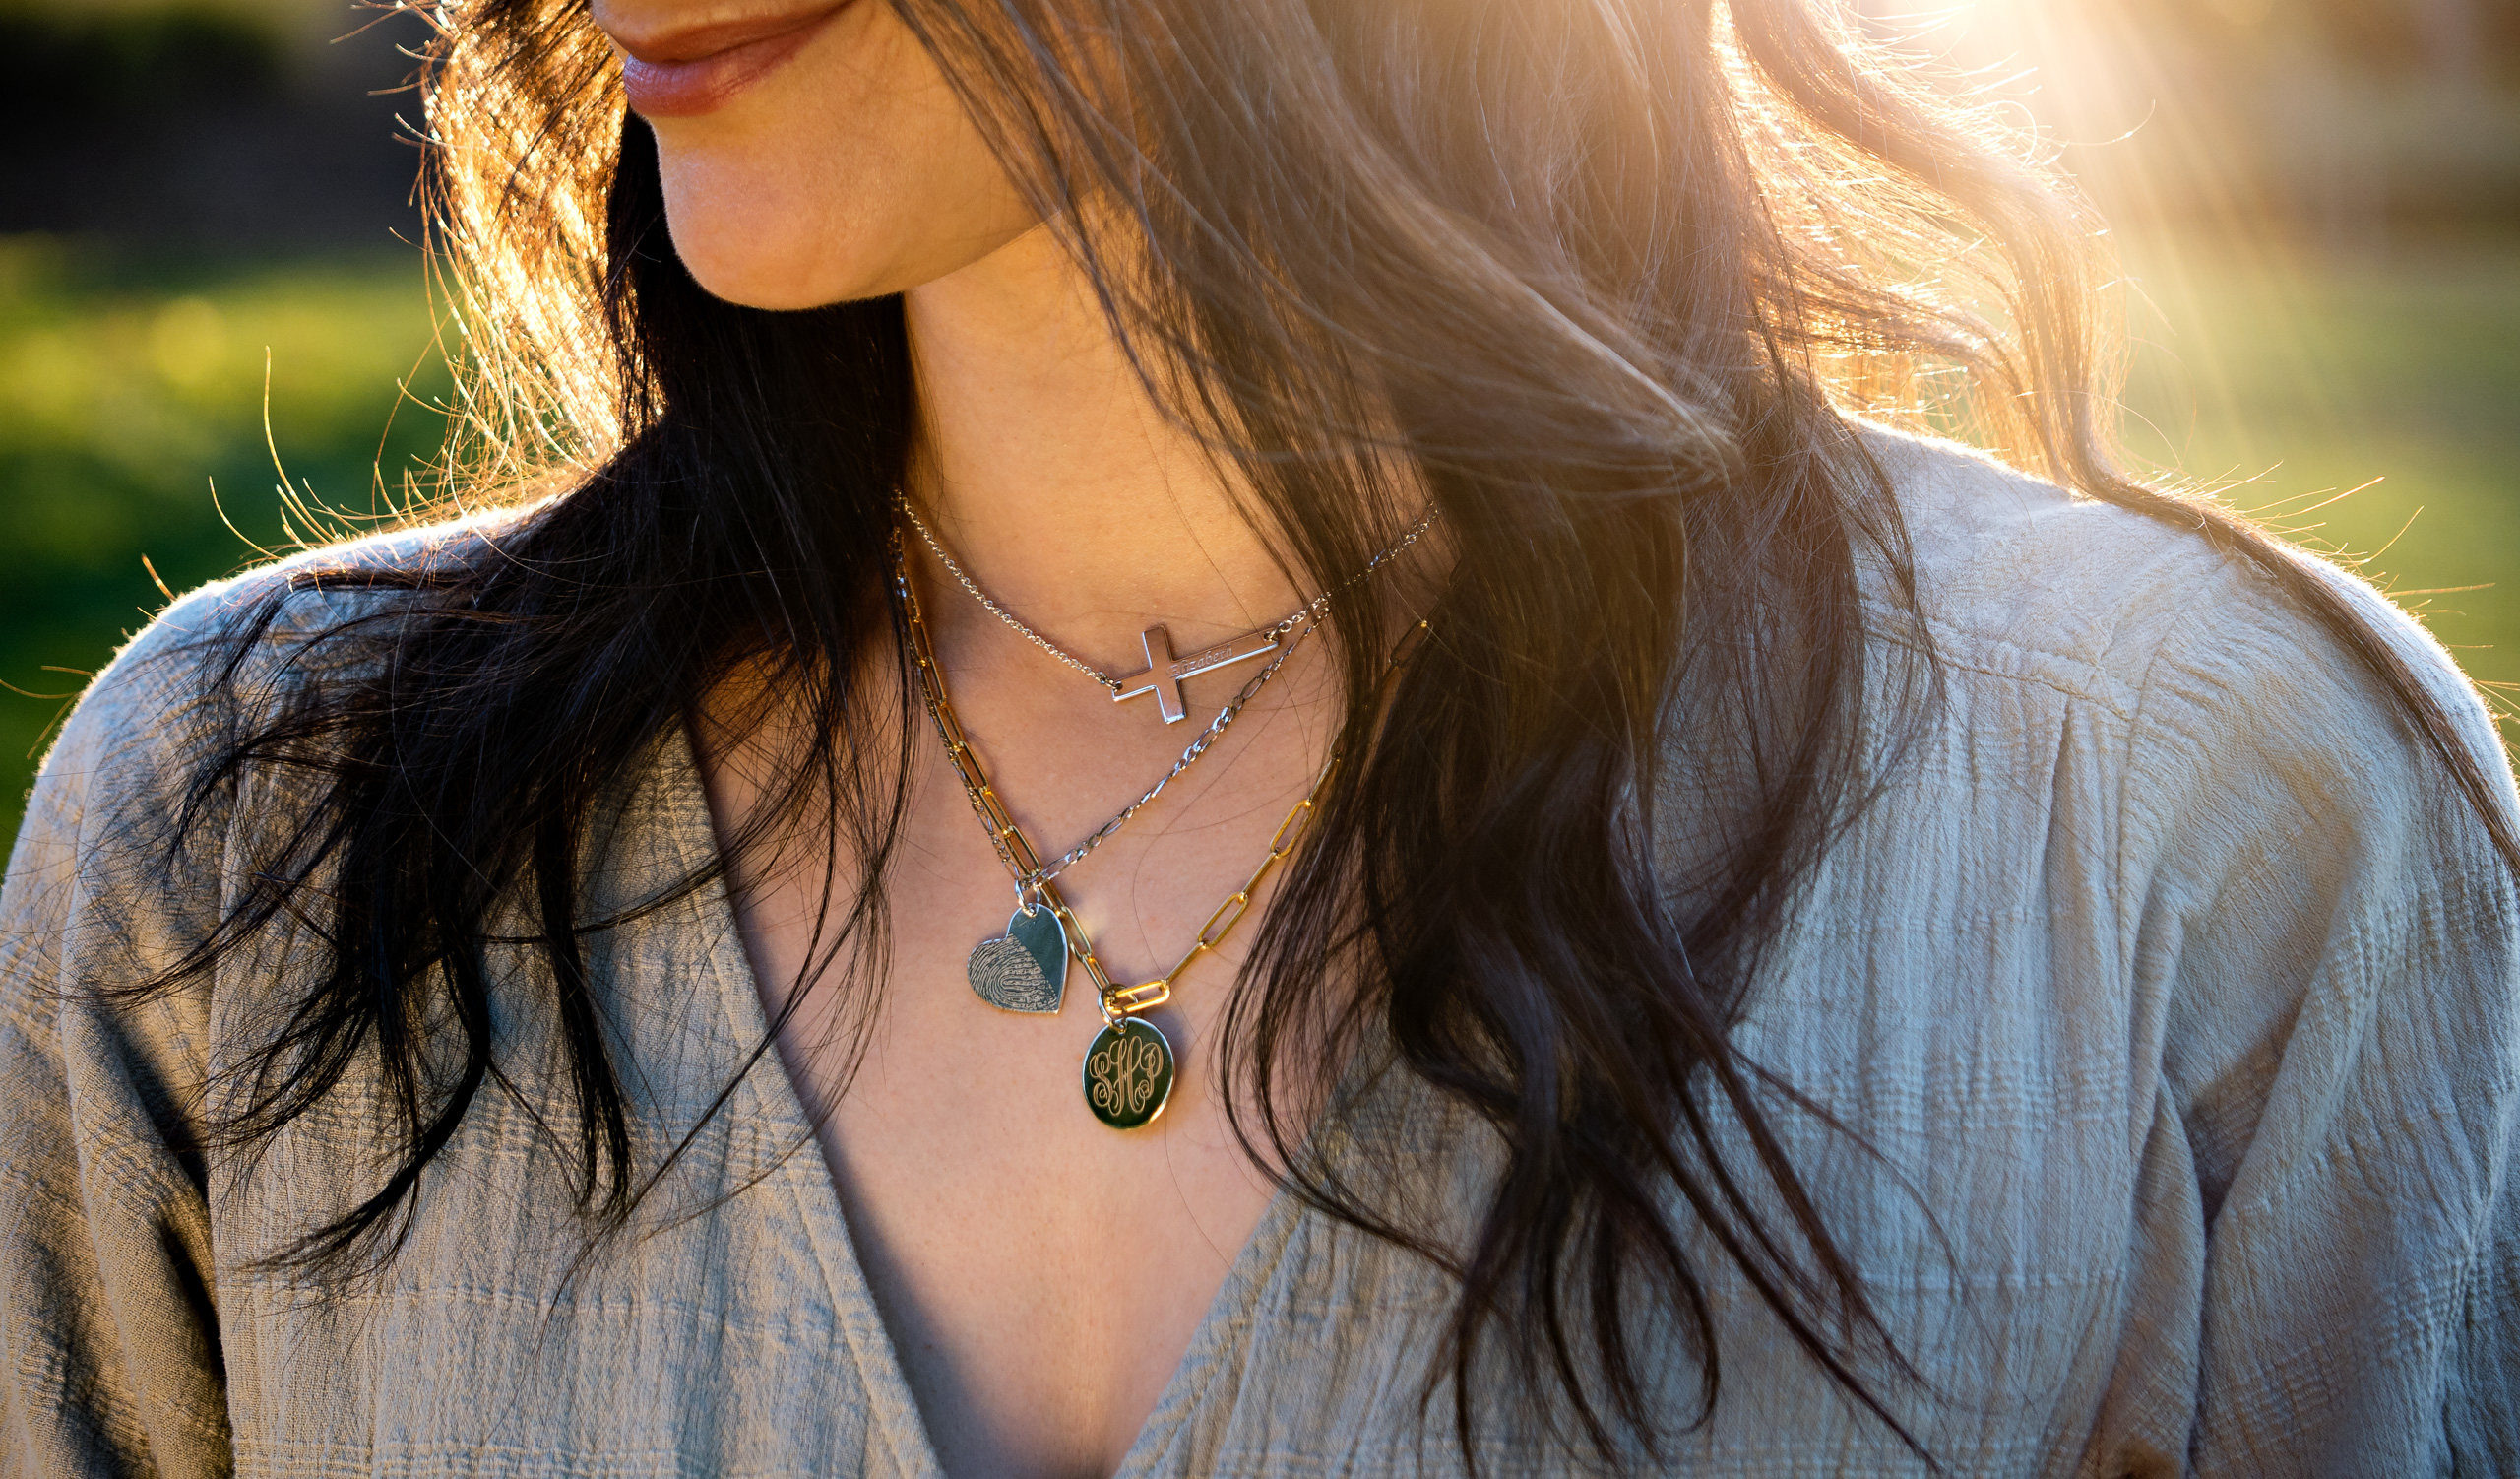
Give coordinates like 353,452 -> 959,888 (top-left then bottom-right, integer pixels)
1083,1017 -> 1174,1129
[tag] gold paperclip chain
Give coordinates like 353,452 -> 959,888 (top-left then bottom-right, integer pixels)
1090,756 -> 1334,1022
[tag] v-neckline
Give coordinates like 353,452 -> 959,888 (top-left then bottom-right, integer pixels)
652,720 -> 1312,1478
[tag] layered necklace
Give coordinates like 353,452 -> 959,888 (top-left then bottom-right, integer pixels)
902,500 -> 1435,726
891,507 -> 1432,1128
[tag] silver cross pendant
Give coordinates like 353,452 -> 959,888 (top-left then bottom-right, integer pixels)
1112,624 -> 1279,723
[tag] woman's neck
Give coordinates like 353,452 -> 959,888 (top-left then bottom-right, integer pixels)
902,225 -> 1302,665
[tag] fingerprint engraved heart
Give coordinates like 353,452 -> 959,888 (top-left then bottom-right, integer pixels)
966,904 -> 1069,1014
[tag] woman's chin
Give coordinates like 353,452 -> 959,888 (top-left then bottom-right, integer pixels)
659,194 -> 1027,310
660,204 -> 871,311
681,255 -> 862,312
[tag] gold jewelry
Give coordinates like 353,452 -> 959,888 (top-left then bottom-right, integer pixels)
892,528 -> 1428,1128
900,496 -> 1437,725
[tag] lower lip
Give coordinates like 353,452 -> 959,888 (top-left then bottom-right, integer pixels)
620,6 -> 847,119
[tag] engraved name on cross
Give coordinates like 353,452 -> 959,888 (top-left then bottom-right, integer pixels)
1112,624 -> 1280,723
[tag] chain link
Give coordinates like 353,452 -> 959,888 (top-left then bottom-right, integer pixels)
900,502 -> 1126,691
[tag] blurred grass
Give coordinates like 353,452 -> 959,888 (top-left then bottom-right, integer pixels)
2116,234 -> 2520,701
0,235 -> 448,841
0,233 -> 2515,847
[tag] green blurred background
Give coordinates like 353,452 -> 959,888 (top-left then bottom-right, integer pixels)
4,0 -> 2517,842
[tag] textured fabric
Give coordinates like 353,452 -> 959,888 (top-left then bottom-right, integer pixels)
4,428 -> 2517,1477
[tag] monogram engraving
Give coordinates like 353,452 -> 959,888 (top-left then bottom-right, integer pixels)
1082,1019 -> 1174,1128
1089,1034 -> 1161,1114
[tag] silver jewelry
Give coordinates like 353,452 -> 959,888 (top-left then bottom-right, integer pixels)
898,497 -> 1436,725
1023,619 -> 1313,891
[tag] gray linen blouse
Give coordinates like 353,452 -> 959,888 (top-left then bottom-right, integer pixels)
5,429 -> 2518,1476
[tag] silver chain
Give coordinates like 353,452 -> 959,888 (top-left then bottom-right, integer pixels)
900,502 -> 1125,691
898,497 -> 1438,692
1022,618 -> 1316,892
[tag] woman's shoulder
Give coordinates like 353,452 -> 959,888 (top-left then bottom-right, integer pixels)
1861,423 -> 2270,692
130,503 -> 525,671
1859,425 -> 2517,990
23,506 -> 533,839
1862,423 -> 2502,768
90,504 -> 524,698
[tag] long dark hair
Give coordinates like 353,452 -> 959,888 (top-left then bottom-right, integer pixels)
140,0 -> 2517,1465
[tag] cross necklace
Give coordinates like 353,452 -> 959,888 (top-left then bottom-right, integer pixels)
899,498 -> 1437,725
1111,622 -> 1289,723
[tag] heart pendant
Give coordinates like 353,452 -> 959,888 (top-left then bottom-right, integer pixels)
1083,1016 -> 1174,1129
967,904 -> 1068,1014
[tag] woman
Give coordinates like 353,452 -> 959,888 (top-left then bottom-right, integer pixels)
4,0 -> 2516,1472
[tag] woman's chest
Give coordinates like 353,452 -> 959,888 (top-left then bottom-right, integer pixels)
719,718 -> 1330,1475
769,920 -> 1287,1477
206,918 -> 2161,1479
